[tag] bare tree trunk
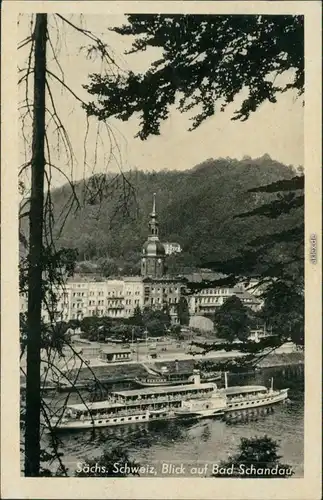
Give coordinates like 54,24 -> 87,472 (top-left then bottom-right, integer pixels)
24,13 -> 47,477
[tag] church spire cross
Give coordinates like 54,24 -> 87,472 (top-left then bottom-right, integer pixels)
149,192 -> 159,239
151,192 -> 156,216
141,191 -> 165,278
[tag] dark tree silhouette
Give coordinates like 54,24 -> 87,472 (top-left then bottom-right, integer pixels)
85,14 -> 303,139
130,304 -> 144,326
177,297 -> 190,326
214,295 -> 250,342
24,14 -> 47,476
213,436 -> 294,478
19,13 -> 137,476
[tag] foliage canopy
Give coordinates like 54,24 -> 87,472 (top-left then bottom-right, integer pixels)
85,14 -> 304,139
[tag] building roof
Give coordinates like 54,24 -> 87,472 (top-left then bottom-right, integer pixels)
221,385 -> 267,395
123,276 -> 143,282
101,347 -> 132,354
112,382 -> 215,398
232,289 -> 262,302
143,276 -> 187,283
67,401 -> 123,412
67,274 -> 105,283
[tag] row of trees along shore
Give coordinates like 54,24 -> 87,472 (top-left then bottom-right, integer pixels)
19,13 -> 303,476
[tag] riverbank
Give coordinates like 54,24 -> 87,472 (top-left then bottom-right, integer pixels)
52,349 -> 304,388
256,351 -> 304,368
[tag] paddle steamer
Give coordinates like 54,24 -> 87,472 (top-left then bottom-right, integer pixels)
49,371 -> 289,430
49,371 -> 225,430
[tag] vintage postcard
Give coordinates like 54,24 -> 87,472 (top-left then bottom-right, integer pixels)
1,1 -> 322,499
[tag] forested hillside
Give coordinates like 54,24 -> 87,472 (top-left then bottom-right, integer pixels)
21,155 -> 303,276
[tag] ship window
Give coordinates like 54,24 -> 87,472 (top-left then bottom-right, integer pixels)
113,419 -> 117,422
135,416 -> 139,420
128,417 -> 132,420
98,420 -> 102,424
120,418 -> 124,421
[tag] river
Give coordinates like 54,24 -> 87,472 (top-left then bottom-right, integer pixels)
42,365 -> 304,477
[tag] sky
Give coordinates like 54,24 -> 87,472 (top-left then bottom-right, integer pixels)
18,14 -> 304,188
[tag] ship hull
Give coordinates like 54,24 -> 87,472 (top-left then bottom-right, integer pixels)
135,376 -> 221,388
49,410 -> 174,430
224,389 -> 289,413
174,408 -> 224,419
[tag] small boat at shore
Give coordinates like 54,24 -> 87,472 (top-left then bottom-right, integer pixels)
56,370 -> 222,393
134,371 -> 221,387
57,377 -> 134,393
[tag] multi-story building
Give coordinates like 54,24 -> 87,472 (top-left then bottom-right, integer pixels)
123,276 -> 144,317
105,279 -> 125,319
143,277 -> 186,322
189,286 -> 262,316
162,242 -> 182,255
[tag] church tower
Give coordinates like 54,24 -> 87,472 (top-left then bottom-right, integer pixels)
141,193 -> 165,278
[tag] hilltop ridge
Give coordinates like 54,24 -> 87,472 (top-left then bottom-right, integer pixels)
20,155 -> 303,276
